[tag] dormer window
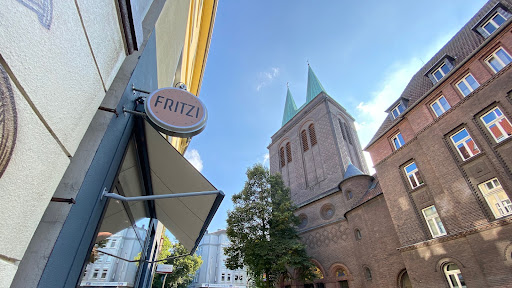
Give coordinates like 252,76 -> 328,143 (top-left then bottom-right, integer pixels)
483,12 -> 506,35
473,3 -> 511,38
432,63 -> 450,82
391,103 -> 405,119
425,55 -> 455,84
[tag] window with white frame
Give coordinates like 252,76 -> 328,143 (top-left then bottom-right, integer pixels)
422,205 -> 446,238
430,96 -> 451,117
485,47 -> 512,73
481,107 -> 512,142
109,238 -> 118,248
92,268 -> 100,279
391,132 -> 405,150
391,103 -> 405,119
100,269 -> 108,279
432,63 -> 451,82
478,178 -> 512,218
221,273 -> 225,282
456,74 -> 480,96
482,12 -> 507,35
450,128 -> 480,160
444,263 -> 467,288
404,162 -> 424,189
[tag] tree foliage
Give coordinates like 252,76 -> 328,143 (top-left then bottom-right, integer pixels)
135,230 -> 202,288
225,164 -> 313,288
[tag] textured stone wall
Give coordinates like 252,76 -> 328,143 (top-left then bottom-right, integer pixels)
297,195 -> 405,288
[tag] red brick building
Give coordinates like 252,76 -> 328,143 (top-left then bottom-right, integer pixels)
269,1 -> 512,287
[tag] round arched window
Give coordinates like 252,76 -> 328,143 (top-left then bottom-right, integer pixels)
298,214 -> 308,229
399,270 -> 412,288
320,204 -> 335,220
346,190 -> 353,200
335,268 -> 347,278
443,263 -> 465,288
355,229 -> 362,240
364,267 -> 372,281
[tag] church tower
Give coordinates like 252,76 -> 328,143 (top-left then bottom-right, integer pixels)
268,65 -> 369,206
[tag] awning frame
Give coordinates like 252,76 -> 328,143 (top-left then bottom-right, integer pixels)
102,187 -> 223,202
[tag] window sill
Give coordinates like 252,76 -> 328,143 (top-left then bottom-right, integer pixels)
431,233 -> 448,239
492,135 -> 512,149
411,183 -> 426,191
408,183 -> 427,193
460,151 -> 485,164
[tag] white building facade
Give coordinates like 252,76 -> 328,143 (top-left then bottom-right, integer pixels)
190,230 -> 249,288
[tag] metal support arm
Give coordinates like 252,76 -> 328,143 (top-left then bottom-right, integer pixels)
101,188 -> 222,201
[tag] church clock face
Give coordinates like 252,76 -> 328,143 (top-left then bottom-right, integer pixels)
0,63 -> 17,178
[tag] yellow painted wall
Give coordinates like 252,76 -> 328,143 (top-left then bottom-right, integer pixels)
169,0 -> 218,153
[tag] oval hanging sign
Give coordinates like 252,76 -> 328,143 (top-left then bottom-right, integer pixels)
145,87 -> 208,137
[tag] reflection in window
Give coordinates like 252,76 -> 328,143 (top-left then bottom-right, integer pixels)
311,266 -> 324,279
392,103 -> 405,119
335,268 -> 347,278
450,128 -> 480,160
478,178 -> 512,218
404,162 -> 424,189
456,74 -> 479,97
392,132 -> 405,150
482,12 -> 506,35
431,96 -> 451,117
422,206 -> 446,238
481,107 -> 512,142
485,47 -> 512,73
432,63 -> 451,82
79,186 -> 149,286
444,263 -> 466,288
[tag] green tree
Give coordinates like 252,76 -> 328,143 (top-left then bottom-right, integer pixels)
225,164 -> 313,288
152,240 -> 203,288
135,230 -> 202,288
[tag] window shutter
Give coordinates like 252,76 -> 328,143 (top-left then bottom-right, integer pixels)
286,142 -> 292,162
301,130 -> 309,151
309,124 -> 317,146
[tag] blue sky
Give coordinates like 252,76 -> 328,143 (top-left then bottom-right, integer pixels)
184,0 -> 489,232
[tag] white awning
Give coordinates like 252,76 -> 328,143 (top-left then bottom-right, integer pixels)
111,121 -> 223,253
144,121 -> 222,252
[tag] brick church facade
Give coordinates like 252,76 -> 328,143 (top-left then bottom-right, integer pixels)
268,1 -> 512,287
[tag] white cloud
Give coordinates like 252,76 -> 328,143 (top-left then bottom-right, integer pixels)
261,153 -> 270,167
256,67 -> 280,91
363,151 -> 376,175
355,30 -> 457,148
184,149 -> 203,172
355,57 -> 423,146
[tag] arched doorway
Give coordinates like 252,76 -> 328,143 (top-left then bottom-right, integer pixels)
398,270 -> 412,288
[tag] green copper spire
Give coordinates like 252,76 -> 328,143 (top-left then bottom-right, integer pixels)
282,86 -> 298,126
306,65 -> 327,103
